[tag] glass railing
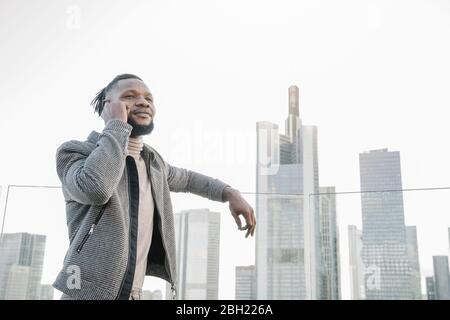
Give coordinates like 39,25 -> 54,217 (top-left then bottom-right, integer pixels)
1,185 -> 449,300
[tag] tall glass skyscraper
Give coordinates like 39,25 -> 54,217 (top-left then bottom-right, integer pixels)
39,284 -> 54,300
235,265 -> 256,300
0,232 -> 46,300
405,226 -> 422,299
359,149 -> 413,299
426,276 -> 437,300
432,256 -> 450,300
168,209 -> 220,300
318,186 -> 341,300
348,225 -> 365,300
255,85 -> 321,299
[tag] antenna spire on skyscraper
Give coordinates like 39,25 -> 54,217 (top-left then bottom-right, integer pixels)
288,85 -> 299,117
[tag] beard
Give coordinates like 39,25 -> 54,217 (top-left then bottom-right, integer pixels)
128,118 -> 154,137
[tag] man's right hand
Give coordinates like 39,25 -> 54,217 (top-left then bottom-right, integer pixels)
101,100 -> 129,124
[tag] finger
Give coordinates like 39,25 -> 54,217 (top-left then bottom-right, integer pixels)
244,214 -> 253,235
252,209 -> 256,236
249,208 -> 255,226
250,209 -> 256,236
242,211 -> 253,231
244,211 -> 253,236
240,224 -> 250,231
247,209 -> 255,235
232,212 -> 242,230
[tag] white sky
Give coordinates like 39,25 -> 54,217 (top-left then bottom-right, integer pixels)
1,0 -> 450,299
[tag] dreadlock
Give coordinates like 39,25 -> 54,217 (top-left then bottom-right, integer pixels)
91,73 -> 143,115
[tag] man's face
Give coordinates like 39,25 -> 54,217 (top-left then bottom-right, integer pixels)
106,78 -> 156,137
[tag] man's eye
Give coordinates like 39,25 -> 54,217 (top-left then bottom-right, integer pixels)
146,97 -> 153,102
124,95 -> 135,99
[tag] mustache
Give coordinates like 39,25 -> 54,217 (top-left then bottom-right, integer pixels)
133,110 -> 153,116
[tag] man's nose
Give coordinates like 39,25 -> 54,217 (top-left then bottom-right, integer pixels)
135,97 -> 155,116
135,96 -> 150,108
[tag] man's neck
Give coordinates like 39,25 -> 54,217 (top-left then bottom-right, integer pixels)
127,135 -> 144,157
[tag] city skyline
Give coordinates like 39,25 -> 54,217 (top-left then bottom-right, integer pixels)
1,82 -> 450,299
1,190 -> 448,300
1,0 -> 450,300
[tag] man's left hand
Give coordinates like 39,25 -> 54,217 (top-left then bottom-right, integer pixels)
223,187 -> 256,238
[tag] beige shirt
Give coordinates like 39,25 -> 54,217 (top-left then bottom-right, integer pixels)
127,136 -> 154,291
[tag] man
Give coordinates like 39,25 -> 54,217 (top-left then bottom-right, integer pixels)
54,74 -> 256,300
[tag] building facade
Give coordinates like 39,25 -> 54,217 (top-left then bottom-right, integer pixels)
255,85 -> 322,299
359,149 -> 413,299
0,233 -> 46,300
169,209 -> 221,300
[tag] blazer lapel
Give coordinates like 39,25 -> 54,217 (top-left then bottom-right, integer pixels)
143,145 -> 163,213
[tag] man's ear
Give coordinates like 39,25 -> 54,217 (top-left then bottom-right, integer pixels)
104,90 -> 112,102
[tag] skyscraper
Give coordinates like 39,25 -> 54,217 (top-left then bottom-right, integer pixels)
0,232 -> 46,300
1,265 -> 31,299
318,186 -> 341,300
426,276 -> 437,300
169,208 -> 221,300
39,284 -> 55,300
432,256 -> 450,300
359,149 -> 412,299
255,85 -> 321,299
405,226 -> 422,299
235,265 -> 256,300
348,225 -> 365,300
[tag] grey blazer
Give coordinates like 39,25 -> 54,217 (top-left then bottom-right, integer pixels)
53,119 -> 229,300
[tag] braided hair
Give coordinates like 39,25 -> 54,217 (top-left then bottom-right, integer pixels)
91,73 -> 143,115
